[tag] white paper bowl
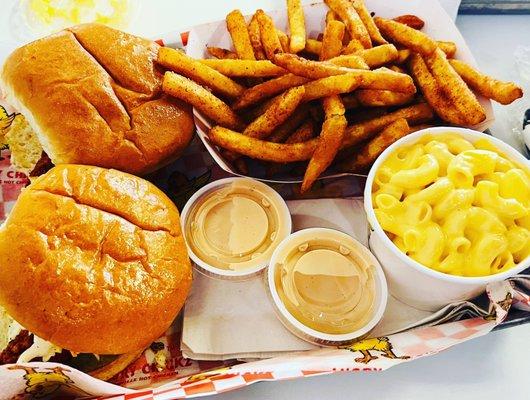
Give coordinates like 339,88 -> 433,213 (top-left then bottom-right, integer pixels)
266,228 -> 388,346
181,177 -> 292,281
364,127 -> 530,311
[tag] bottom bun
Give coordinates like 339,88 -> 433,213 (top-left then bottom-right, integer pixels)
88,349 -> 145,381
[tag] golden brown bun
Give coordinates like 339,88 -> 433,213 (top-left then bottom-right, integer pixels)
0,165 -> 192,354
0,23 -> 194,175
89,349 -> 146,381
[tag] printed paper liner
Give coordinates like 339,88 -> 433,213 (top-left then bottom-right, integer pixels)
0,279 -> 521,399
0,1 -> 523,399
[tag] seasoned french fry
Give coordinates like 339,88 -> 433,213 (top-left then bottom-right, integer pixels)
266,120 -> 316,177
352,68 -> 417,93
355,44 -> 398,68
256,9 -> 283,59
389,65 -> 406,74
208,126 -> 318,162
276,29 -> 290,52
323,93 -> 346,115
326,10 -> 338,24
324,0 -> 371,48
287,0 -> 306,53
355,89 -> 414,107
396,49 -> 411,64
162,72 -> 244,130
397,43 -> 455,63
268,105 -> 311,143
206,46 -> 238,59
226,10 -> 256,60
320,20 -> 346,60
374,17 -> 438,55
352,0 -> 387,45
305,39 -> 323,56
393,14 -> 425,30
449,59 -> 523,105
157,47 -> 245,99
200,59 -> 287,77
243,86 -> 306,138
425,48 -> 486,125
328,54 -> 369,69
437,41 -> 457,58
286,120 -> 316,143
340,118 -> 411,172
242,96 -> 278,122
409,53 -> 466,124
273,54 -> 415,92
302,74 -> 362,102
341,38 -> 364,54
233,74 -> 310,110
273,53 -> 361,79
302,95 -> 347,192
248,14 -> 266,60
343,102 -> 434,147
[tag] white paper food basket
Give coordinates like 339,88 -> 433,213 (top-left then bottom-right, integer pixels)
182,0 -> 494,183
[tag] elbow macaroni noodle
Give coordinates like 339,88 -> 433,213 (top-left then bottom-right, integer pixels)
372,133 -> 530,277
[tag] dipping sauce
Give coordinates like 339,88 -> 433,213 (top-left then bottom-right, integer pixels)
182,178 -> 291,277
270,229 -> 382,337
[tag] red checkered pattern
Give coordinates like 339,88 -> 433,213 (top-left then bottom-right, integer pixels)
88,281 -> 519,400
399,317 -> 495,357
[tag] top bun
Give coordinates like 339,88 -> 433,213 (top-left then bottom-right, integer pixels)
0,165 -> 192,354
0,23 -> 194,175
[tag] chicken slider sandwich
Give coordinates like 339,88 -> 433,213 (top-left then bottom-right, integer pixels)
0,23 -> 194,176
0,165 -> 192,380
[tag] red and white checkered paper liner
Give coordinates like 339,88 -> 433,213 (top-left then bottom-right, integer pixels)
0,279 -> 522,399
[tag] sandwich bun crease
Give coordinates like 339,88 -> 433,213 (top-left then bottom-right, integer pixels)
0,23 -> 195,175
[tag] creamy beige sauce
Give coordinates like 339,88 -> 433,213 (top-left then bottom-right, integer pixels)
274,235 -> 376,334
184,180 -> 287,271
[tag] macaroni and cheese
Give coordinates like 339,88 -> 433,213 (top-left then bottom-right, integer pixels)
372,133 -> 530,277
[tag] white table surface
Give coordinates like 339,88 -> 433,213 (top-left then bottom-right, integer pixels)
1,1 -> 529,399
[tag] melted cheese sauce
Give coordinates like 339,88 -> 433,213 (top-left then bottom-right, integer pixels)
273,232 -> 377,335
184,179 -> 290,271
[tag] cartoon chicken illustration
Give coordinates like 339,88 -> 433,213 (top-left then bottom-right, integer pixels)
8,366 -> 74,398
0,106 -> 16,132
182,366 -> 233,385
345,337 -> 410,364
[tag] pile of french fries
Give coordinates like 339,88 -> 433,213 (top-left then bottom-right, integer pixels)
158,0 -> 523,193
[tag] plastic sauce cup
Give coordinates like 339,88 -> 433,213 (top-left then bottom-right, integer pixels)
266,228 -> 388,346
181,177 -> 292,280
